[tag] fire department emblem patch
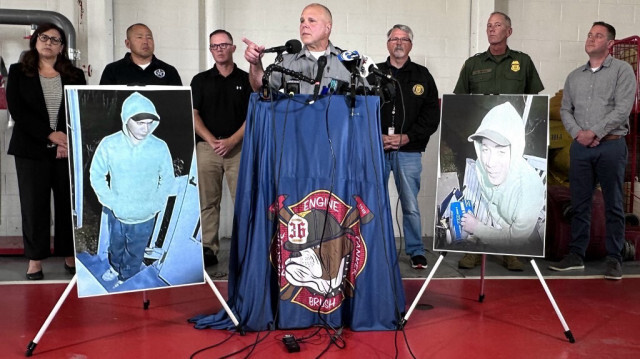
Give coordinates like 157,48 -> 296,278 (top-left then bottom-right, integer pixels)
268,191 -> 373,313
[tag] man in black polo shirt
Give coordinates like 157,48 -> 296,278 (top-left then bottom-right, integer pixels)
375,24 -> 440,269
100,23 -> 182,85
190,29 -> 252,266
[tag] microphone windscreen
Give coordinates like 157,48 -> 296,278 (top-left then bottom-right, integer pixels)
285,39 -> 302,54
317,55 -> 327,69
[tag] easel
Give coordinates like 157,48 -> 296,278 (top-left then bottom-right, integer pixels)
398,252 -> 576,343
25,271 -> 242,357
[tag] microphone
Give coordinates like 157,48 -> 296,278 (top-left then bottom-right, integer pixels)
263,39 -> 302,54
360,56 -> 396,81
338,50 -> 360,68
338,50 -> 395,81
309,55 -> 327,103
337,50 -> 361,74
358,55 -> 376,77
369,66 -> 395,81
359,55 -> 395,81
337,50 -> 361,62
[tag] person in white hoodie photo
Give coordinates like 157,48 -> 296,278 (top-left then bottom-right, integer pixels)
90,91 -> 175,286
460,102 -> 545,255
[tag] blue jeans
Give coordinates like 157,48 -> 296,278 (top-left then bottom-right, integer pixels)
384,151 -> 425,257
106,208 -> 156,281
569,139 -> 627,262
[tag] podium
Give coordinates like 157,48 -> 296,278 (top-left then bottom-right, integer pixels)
190,93 -> 405,331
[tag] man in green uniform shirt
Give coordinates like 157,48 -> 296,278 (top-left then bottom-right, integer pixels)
454,12 -> 543,95
453,11 -> 544,271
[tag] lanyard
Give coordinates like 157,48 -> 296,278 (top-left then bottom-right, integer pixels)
388,67 -> 398,135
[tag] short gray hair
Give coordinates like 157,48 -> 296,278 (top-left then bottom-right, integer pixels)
387,24 -> 414,41
490,12 -> 511,28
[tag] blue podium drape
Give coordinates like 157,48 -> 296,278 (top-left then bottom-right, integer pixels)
190,93 -> 405,331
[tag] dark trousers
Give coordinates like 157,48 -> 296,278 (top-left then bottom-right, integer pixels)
106,209 -> 155,281
15,154 -> 74,260
569,138 -> 627,262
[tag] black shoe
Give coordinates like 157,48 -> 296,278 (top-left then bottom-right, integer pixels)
604,257 -> 622,280
64,262 -> 76,275
26,271 -> 44,280
410,255 -> 428,269
203,248 -> 218,267
548,252 -> 584,271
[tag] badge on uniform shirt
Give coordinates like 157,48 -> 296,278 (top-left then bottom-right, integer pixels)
511,60 -> 520,72
154,69 -> 166,78
412,84 -> 424,95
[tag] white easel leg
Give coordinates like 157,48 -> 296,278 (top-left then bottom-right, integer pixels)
26,275 -> 78,357
204,271 -> 244,334
399,253 -> 446,328
529,258 -> 576,343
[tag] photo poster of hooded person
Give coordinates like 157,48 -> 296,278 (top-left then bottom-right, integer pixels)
65,86 -> 204,297
435,94 -> 548,257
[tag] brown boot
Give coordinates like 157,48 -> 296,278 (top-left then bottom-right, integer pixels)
458,253 -> 482,269
503,256 -> 523,271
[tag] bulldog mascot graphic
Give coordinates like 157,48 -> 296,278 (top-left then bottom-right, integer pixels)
269,191 -> 373,313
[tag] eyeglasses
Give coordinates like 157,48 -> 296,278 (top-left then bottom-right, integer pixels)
209,43 -> 232,50
38,34 -> 63,45
387,37 -> 412,43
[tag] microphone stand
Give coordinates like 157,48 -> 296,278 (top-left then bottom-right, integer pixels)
260,50 -> 285,99
261,63 -> 316,100
349,71 -> 357,116
274,50 -> 285,64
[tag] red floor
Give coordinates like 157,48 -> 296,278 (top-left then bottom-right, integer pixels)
2,278 -> 639,358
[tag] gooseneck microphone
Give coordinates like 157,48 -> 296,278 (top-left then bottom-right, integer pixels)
367,62 -> 395,81
263,39 -> 303,54
309,55 -> 327,104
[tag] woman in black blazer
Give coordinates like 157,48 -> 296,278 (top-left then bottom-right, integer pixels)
6,23 -> 86,280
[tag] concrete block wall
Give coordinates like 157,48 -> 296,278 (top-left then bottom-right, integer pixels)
504,0 -> 640,96
1,0 -> 640,242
